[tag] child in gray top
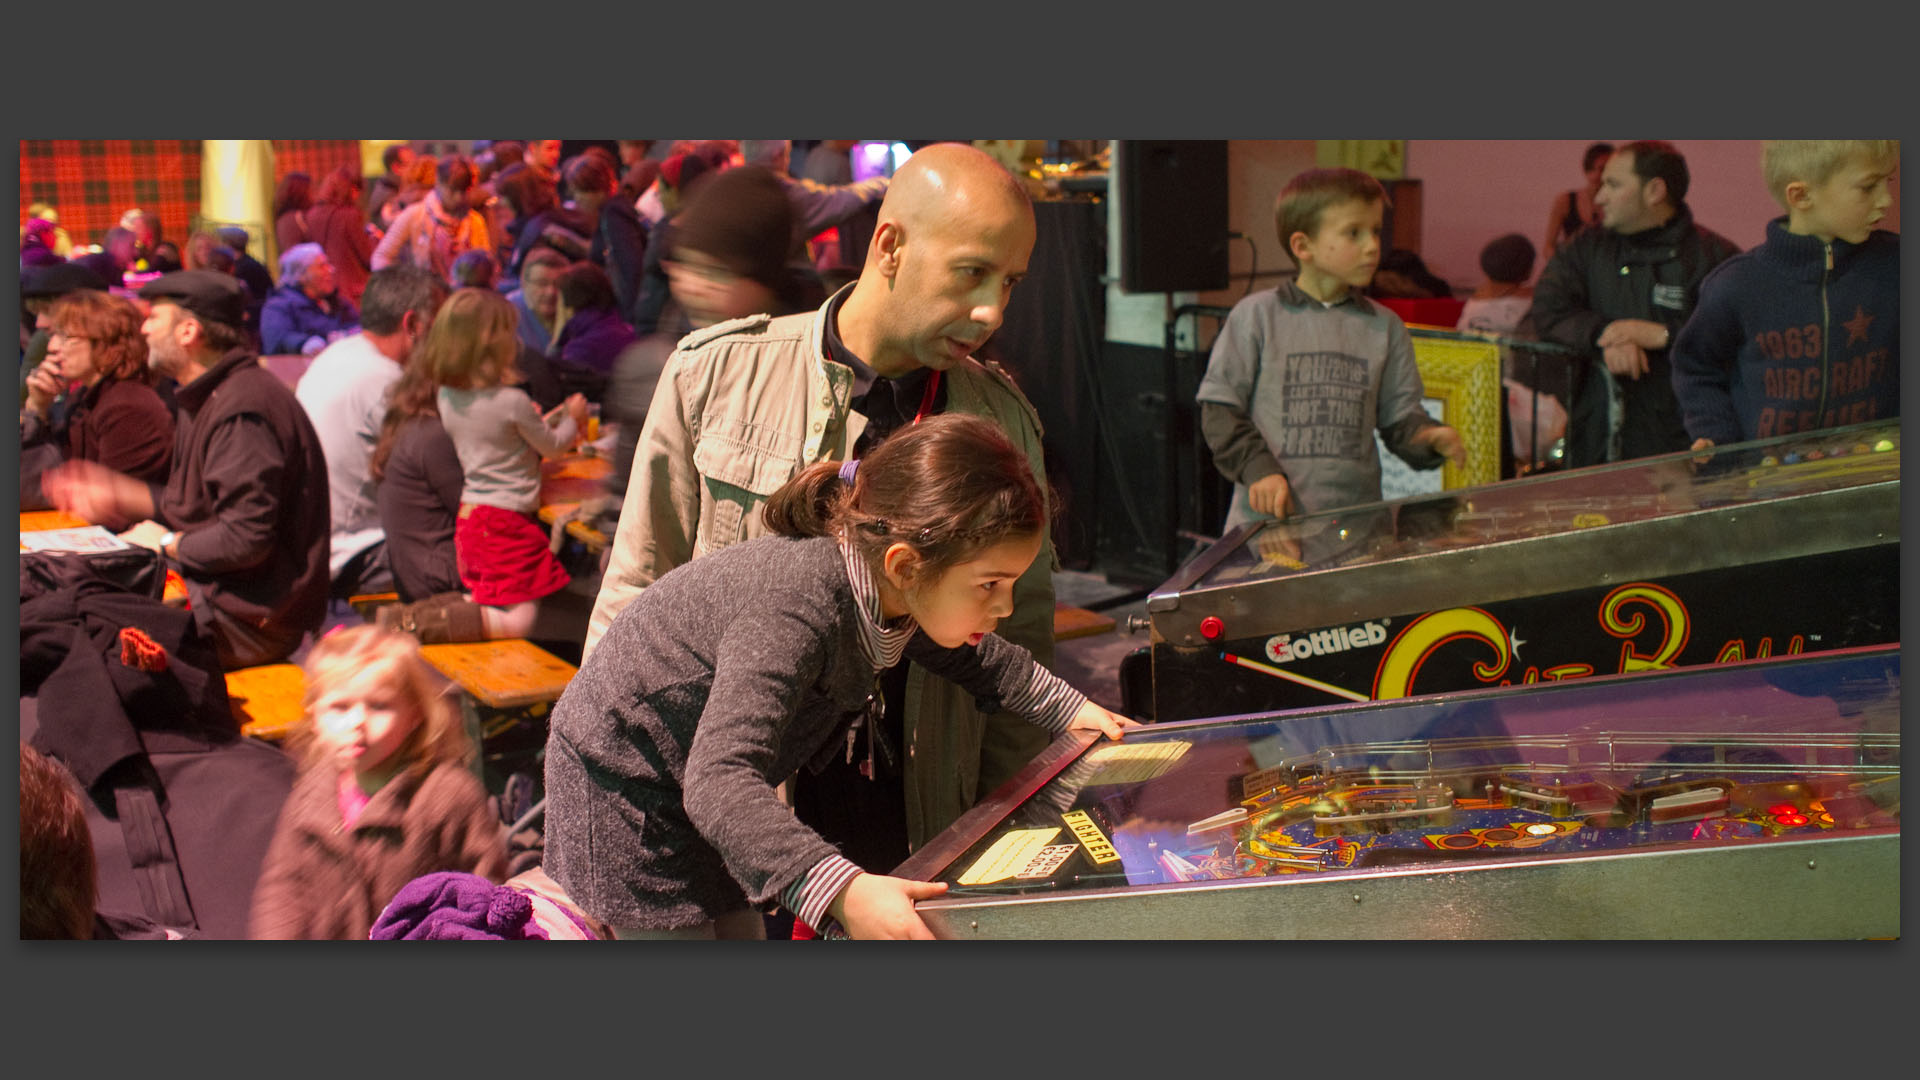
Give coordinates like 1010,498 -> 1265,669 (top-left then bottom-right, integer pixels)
542,414 -> 1135,939
1198,168 -> 1463,531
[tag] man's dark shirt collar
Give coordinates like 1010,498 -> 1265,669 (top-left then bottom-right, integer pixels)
823,290 -> 944,447
1614,204 -> 1694,246
821,287 -> 879,399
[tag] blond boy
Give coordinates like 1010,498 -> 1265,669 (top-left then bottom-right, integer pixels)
1196,168 -> 1463,530
1672,141 -> 1900,448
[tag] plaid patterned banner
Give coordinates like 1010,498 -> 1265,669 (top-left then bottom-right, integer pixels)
270,140 -> 365,185
19,139 -> 204,249
20,140 -> 366,251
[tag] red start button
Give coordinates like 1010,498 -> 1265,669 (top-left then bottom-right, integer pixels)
1199,616 -> 1225,641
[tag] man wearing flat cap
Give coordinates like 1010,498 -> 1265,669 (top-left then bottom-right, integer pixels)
45,270 -> 332,669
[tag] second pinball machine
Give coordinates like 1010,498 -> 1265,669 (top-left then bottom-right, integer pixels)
1145,420 -> 1899,724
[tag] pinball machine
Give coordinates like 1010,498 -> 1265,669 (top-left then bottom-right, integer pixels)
1144,419 -> 1899,723
898,645 -> 1899,939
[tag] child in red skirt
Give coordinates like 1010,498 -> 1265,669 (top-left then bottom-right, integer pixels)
406,287 -> 589,641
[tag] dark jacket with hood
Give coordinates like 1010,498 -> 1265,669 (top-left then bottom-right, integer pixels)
589,197 -> 651,328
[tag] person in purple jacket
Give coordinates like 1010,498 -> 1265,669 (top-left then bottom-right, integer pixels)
550,261 -> 635,382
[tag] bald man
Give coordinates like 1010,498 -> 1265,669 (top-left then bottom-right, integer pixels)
583,142 -> 1059,865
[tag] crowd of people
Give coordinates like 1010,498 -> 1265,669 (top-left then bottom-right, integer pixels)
17,138 -> 1900,941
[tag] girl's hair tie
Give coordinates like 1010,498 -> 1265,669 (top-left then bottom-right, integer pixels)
838,458 -> 859,486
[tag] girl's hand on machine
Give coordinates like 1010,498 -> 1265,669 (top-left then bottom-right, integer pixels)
830,872 -> 948,939
1068,701 -> 1138,741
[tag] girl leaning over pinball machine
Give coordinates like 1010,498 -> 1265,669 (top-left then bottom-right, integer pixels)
541,413 -> 1136,940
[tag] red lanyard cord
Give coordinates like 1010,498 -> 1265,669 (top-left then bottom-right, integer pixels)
911,369 -> 942,425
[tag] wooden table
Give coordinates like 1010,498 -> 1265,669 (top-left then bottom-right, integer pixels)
540,452 -> 612,503
225,663 -> 308,742
21,509 -> 94,532
538,452 -> 614,553
419,638 -> 579,709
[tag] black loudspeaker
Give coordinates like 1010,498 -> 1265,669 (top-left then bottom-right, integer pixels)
1093,340 -> 1193,585
1116,141 -> 1230,294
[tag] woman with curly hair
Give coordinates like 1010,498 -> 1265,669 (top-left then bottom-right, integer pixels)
20,290 -> 173,518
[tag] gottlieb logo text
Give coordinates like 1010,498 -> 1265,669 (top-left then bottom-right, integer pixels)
1265,621 -> 1389,663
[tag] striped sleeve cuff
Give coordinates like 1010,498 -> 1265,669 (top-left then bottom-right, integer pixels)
781,853 -> 865,934
1002,664 -> 1087,736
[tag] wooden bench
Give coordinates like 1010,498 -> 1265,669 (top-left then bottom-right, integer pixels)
537,502 -> 610,554
225,663 -> 308,742
347,590 -> 400,619
1053,604 -> 1116,642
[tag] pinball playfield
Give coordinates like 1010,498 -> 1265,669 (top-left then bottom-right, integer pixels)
900,645 -> 1899,939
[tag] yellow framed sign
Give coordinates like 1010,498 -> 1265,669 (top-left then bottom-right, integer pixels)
1376,330 -> 1502,500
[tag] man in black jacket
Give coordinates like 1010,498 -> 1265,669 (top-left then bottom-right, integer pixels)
44,270 -> 332,669
1526,141 -> 1740,467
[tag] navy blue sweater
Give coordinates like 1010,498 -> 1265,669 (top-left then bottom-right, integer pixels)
259,285 -> 360,357
1671,217 -> 1899,445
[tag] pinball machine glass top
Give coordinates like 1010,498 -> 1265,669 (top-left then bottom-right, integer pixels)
929,646 -> 1898,896
1193,418 -> 1899,591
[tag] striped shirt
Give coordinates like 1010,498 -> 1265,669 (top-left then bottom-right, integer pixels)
779,539 -> 1088,934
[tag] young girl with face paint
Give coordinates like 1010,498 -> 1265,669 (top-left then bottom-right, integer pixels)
543,413 -> 1135,940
